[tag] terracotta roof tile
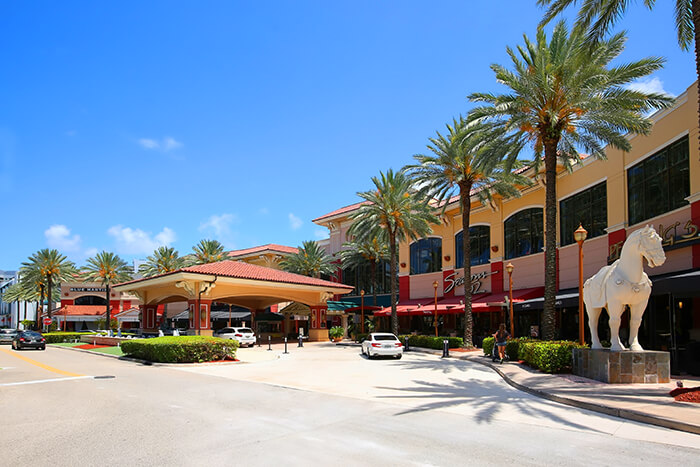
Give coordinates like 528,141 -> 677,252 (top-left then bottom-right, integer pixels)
227,244 -> 298,258
312,201 -> 369,223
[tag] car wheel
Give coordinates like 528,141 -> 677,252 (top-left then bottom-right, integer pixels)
395,354 -> 402,360
367,349 -> 373,359
40,345 -> 46,350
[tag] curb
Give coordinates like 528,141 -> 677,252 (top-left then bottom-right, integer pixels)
48,344 -> 242,367
466,355 -> 700,436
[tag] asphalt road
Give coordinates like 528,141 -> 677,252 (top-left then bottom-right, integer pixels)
0,343 -> 698,466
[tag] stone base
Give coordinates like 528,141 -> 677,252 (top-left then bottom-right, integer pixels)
572,348 -> 670,384
308,328 -> 328,342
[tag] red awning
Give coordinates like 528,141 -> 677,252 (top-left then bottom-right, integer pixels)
470,287 -> 545,311
374,298 -> 434,316
436,293 -> 490,313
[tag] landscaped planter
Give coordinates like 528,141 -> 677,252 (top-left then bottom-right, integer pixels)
79,335 -> 129,346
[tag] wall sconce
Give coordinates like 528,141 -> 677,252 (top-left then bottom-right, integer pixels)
400,262 -> 406,268
444,255 -> 451,262
491,245 -> 499,253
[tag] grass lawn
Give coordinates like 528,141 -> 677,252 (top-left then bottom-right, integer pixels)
50,342 -> 85,347
89,346 -> 125,356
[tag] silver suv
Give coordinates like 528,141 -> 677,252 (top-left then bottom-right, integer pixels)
0,328 -> 18,344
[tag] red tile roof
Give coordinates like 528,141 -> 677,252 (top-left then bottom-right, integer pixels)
57,305 -> 114,316
312,201 -> 369,223
117,260 -> 353,290
227,244 -> 298,258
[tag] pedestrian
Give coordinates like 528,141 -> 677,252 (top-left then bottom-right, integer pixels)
493,323 -> 510,363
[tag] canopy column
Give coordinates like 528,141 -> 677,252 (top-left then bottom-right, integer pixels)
187,298 -> 213,336
308,305 -> 327,342
141,304 -> 159,333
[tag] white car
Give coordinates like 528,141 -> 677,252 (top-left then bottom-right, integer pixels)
362,333 -> 403,359
214,327 -> 256,347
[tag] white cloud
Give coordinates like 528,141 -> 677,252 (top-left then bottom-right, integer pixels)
45,224 -> 82,252
107,225 -> 176,255
138,136 -> 183,152
626,77 -> 674,97
199,213 -> 236,238
314,228 -> 328,239
288,213 -> 303,230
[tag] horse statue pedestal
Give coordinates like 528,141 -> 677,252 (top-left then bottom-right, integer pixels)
572,348 -> 670,384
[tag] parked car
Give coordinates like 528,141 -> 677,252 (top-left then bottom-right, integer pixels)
12,331 -> 46,351
214,327 -> 256,347
0,328 -> 18,344
361,332 -> 403,359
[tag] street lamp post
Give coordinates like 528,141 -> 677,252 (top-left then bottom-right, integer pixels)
433,281 -> 439,337
506,263 -> 514,337
360,290 -> 365,334
574,224 -> 588,345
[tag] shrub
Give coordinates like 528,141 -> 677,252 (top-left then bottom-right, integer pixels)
43,332 -> 92,344
120,336 -> 238,363
399,334 -> 464,350
482,337 -> 495,356
328,326 -> 344,339
519,340 -> 587,373
355,333 -> 369,343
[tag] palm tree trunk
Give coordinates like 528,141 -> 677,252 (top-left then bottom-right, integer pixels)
542,138 -> 560,341
46,272 -> 52,324
105,283 -> 111,332
694,0 -> 700,155
460,181 -> 474,347
370,261 -> 378,306
389,234 -> 399,336
38,284 -> 44,330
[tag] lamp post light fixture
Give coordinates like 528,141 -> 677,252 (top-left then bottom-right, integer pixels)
574,224 -> 588,345
360,289 -> 365,334
433,281 -> 439,337
505,262 -> 514,337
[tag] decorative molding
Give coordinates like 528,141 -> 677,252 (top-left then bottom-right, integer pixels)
199,281 -> 216,297
605,223 -> 627,234
685,193 -> 700,204
320,291 -> 334,303
175,281 -> 196,298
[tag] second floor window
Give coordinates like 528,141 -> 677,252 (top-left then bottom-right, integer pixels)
628,135 -> 689,225
410,238 -> 442,275
455,226 -> 490,267
560,182 -> 607,246
504,208 -> 543,259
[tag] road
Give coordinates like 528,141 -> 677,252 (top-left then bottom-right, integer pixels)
0,343 -> 698,466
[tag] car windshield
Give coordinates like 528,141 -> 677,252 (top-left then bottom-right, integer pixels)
219,328 -> 234,333
238,328 -> 253,333
22,331 -> 42,338
1,329 -> 16,334
374,335 -> 398,341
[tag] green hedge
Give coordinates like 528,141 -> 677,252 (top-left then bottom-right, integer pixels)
482,337 -> 495,356
43,332 -> 92,344
519,340 -> 586,373
120,336 -> 238,363
399,335 -> 464,350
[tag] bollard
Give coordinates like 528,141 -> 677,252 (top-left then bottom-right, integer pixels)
267,335 -> 272,351
442,339 -> 450,358
258,335 -> 261,347
404,336 -> 409,352
283,337 -> 288,354
298,334 -> 304,347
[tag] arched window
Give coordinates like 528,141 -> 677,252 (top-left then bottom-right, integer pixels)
504,208 -> 543,259
410,238 -> 442,275
75,295 -> 107,306
455,226 -> 490,267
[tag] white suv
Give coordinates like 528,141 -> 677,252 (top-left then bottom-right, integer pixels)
362,333 -> 403,359
214,327 -> 256,347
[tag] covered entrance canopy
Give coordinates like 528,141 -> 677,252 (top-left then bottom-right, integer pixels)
113,260 -> 353,341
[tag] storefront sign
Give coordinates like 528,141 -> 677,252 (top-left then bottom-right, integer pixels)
608,219 -> 700,263
444,271 -> 489,294
69,287 -> 106,293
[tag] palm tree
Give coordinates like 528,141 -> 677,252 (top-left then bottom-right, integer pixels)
1,282 -> 22,328
406,118 -> 528,346
20,249 -> 75,328
280,240 -> 334,278
339,237 -> 390,306
81,251 -> 133,331
539,0 -> 699,154
191,239 -> 226,265
140,246 -> 187,277
348,169 -> 439,335
468,22 -> 673,340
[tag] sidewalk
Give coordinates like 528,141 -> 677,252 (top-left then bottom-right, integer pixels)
408,346 -> 700,435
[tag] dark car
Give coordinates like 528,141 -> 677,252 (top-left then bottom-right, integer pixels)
12,331 -> 46,350
0,328 -> 18,344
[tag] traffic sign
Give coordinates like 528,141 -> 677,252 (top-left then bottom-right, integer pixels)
43,318 -> 52,325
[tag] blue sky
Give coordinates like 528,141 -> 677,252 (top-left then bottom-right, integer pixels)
0,1 -> 695,270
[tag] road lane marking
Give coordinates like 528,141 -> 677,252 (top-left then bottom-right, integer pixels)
0,376 -> 93,387
0,348 -> 84,377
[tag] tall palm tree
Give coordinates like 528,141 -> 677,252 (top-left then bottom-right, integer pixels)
348,169 -> 439,335
191,239 -> 226,265
20,249 -> 75,328
468,22 -> 673,340
539,0 -> 699,152
339,237 -> 390,306
280,240 -> 334,278
82,251 -> 133,331
406,118 -> 528,346
140,246 -> 187,277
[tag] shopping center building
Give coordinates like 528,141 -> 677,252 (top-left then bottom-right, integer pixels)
314,81 -> 700,375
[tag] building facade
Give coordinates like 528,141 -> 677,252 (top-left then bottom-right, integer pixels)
315,81 -> 700,375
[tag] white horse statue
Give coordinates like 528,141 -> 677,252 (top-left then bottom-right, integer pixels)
583,226 -> 666,351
